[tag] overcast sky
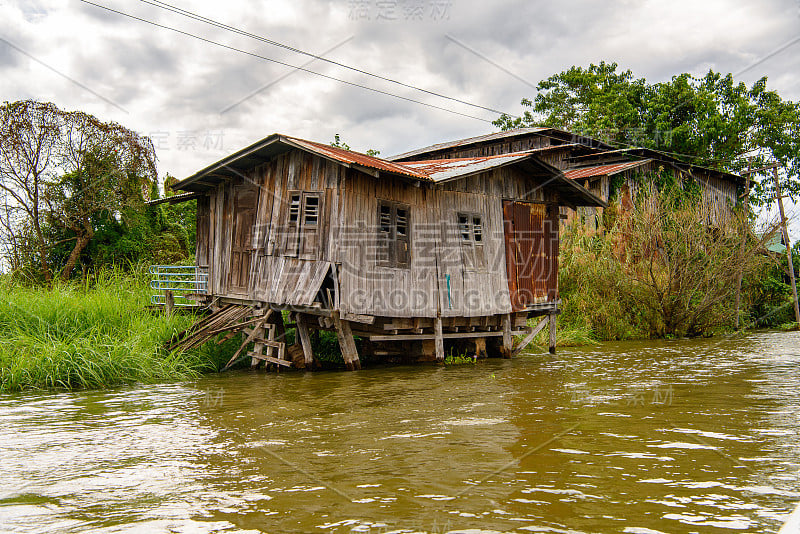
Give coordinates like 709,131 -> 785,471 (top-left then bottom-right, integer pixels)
3,0 -> 800,233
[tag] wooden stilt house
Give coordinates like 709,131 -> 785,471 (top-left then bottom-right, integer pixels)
170,133 -> 605,369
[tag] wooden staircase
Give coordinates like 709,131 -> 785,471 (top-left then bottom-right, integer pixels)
165,305 -> 290,371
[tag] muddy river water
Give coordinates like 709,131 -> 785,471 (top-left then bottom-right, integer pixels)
1,331 -> 799,533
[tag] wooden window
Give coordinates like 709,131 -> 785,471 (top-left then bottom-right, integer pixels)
303,195 -> 319,226
458,212 -> 486,270
282,190 -> 322,258
377,200 -> 411,268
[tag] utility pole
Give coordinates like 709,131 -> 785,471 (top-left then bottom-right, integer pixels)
773,164 -> 800,328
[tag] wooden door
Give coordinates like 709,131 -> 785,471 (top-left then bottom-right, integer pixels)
503,201 -> 559,311
229,185 -> 258,295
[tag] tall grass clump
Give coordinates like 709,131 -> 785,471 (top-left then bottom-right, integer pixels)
557,185 -> 776,340
0,268 -> 228,392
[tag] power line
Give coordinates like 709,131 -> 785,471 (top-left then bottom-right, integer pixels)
139,0 -> 512,117
78,0 -> 494,123
78,1 -> 775,172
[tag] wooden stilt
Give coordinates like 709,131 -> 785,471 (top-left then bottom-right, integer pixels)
434,316 -> 445,362
511,315 -> 549,357
548,312 -> 557,354
332,311 -> 361,370
251,345 -> 263,368
273,310 -> 286,343
501,313 -> 513,358
474,337 -> 487,359
296,313 -> 315,369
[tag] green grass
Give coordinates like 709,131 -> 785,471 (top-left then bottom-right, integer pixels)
0,270 -> 232,393
525,319 -> 599,349
444,352 -> 477,365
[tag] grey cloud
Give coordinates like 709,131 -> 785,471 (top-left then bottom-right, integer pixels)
2,0 -> 799,181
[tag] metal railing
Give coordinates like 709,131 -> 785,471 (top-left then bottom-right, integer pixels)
149,265 -> 209,308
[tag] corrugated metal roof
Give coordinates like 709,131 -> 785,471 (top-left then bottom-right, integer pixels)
172,133 -> 604,207
402,152 -> 535,182
388,127 -> 550,161
569,147 -> 746,184
173,133 -> 432,192
564,160 -> 652,181
762,232 -> 788,254
404,151 -> 605,207
283,136 -> 428,180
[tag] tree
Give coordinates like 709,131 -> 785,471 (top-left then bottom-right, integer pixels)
0,101 -> 62,280
494,62 -> 800,203
0,100 -> 157,281
620,188 -> 774,336
330,133 -> 380,157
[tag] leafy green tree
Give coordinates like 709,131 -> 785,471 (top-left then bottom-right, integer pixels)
46,149 -> 151,280
494,62 -> 800,202
1,100 -> 194,281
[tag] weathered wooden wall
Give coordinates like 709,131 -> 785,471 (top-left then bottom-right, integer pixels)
694,173 -> 738,227
198,150 -> 568,317
195,148 -> 568,318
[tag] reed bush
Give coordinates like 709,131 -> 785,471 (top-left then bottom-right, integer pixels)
556,185 -> 776,340
0,268 -> 229,392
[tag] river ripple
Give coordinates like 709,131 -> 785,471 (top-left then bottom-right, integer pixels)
1,331 -> 798,533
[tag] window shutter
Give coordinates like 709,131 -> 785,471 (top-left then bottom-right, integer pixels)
283,191 -> 301,256
300,192 -> 320,258
377,200 -> 411,268
395,205 -> 410,266
458,213 -> 475,270
473,216 -> 485,269
458,213 -> 486,271
377,202 -> 392,265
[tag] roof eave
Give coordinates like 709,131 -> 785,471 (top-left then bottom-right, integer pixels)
522,158 -> 607,208
173,134 -> 429,192
173,134 -> 284,192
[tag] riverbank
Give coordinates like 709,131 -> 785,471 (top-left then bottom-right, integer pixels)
0,268 -> 791,392
0,273 -> 601,392
0,272 -> 238,393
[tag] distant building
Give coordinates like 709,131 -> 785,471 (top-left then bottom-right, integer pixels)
389,127 -> 746,233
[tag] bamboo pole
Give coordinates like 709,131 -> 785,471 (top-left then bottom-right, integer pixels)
773,165 -> 800,328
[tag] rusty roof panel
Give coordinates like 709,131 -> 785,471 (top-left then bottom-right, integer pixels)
402,152 -> 535,182
564,160 -> 652,181
283,136 -> 429,180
